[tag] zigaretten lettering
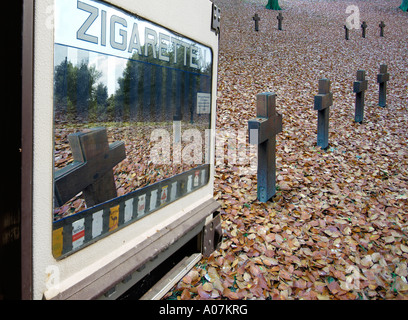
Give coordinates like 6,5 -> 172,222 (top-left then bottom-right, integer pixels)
76,0 -> 203,69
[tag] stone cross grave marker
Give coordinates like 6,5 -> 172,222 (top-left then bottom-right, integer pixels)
54,127 -> 126,208
248,93 -> 282,203
377,64 -> 389,108
253,13 -> 260,31
361,21 -> 367,38
379,21 -> 386,37
314,79 -> 333,150
344,25 -> 349,40
353,70 -> 368,123
277,12 -> 283,30
212,3 -> 221,36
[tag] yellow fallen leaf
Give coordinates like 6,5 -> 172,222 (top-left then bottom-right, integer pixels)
182,270 -> 199,284
368,284 -> 377,290
279,182 -> 291,191
395,264 -> 408,278
203,282 -> 213,292
208,266 -> 220,282
384,236 -> 395,243
197,285 -> 211,299
369,234 -> 380,241
237,280 -> 247,289
371,252 -> 382,263
343,227 -> 352,235
181,288 -> 191,300
223,185 -> 232,193
212,279 -> 224,293
361,256 -> 373,268
243,272 -> 251,282
275,234 -> 283,243
211,289 -> 220,299
395,277 -> 408,292
279,269 -> 292,281
302,247 -> 313,256
324,226 -> 341,238
339,280 -> 352,292
262,256 -> 279,266
317,294 -> 330,300
290,238 -> 300,249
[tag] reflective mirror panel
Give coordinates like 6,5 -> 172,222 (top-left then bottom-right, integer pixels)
52,0 -> 213,258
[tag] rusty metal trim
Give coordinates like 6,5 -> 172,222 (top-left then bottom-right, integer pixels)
202,212 -> 222,257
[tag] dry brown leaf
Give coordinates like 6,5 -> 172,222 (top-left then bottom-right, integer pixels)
202,282 -> 214,292
181,288 -> 191,300
279,269 -> 292,281
324,226 -> 341,238
197,285 -> 211,299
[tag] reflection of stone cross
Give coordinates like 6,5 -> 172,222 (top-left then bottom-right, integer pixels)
253,13 -> 260,31
377,64 -> 389,108
277,12 -> 283,30
54,127 -> 126,208
361,21 -> 367,38
314,79 -> 333,150
248,93 -> 282,202
344,25 -> 349,40
353,70 -> 368,123
379,21 -> 385,37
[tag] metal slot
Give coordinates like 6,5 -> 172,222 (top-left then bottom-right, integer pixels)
140,253 -> 202,300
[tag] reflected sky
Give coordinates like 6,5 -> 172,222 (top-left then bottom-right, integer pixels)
54,0 -> 212,95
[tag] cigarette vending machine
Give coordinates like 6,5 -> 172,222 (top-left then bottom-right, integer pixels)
4,0 -> 221,300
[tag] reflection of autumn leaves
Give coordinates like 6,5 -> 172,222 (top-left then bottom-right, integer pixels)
54,123 -> 206,219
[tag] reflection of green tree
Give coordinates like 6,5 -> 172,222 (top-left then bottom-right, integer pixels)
54,57 -> 107,121
114,44 -> 211,122
95,83 -> 109,120
54,58 -> 76,106
54,43 -> 211,123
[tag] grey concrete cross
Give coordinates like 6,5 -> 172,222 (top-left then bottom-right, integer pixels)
379,21 -> 385,37
253,13 -> 260,31
353,70 -> 368,123
248,93 -> 282,203
211,3 -> 221,35
361,21 -> 367,38
344,25 -> 349,40
377,64 -> 389,108
277,12 -> 283,30
314,79 -> 333,150
54,127 -> 126,208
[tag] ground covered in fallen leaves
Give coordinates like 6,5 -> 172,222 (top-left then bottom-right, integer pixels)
163,0 -> 408,300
